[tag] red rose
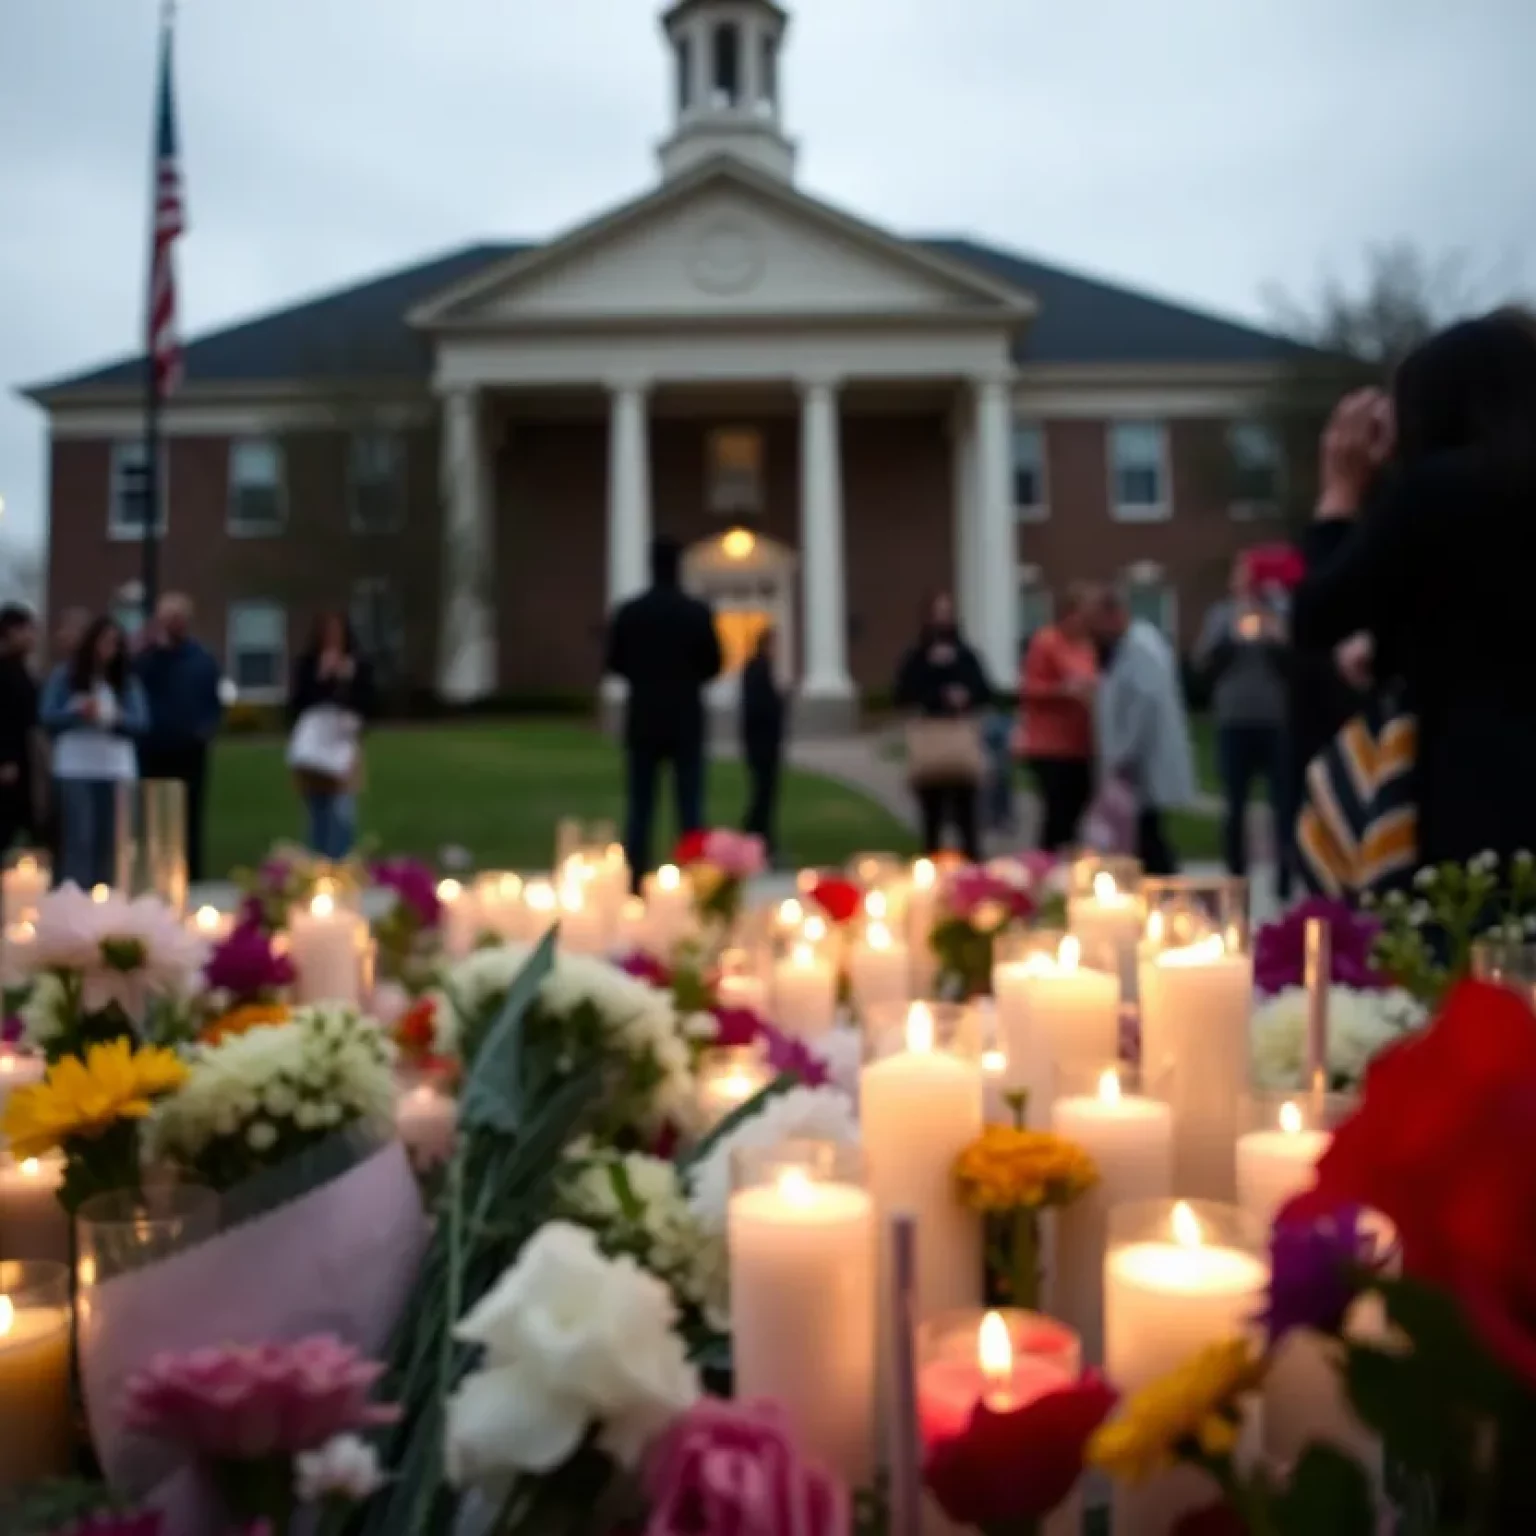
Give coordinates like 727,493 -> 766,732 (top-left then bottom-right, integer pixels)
923,1373 -> 1117,1527
1301,980 -> 1536,1383
809,877 -> 861,925
673,831 -> 710,866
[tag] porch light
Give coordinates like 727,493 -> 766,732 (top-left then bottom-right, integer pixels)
722,527 -> 756,560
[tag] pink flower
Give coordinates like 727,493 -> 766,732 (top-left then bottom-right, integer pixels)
701,831 -> 767,880
643,1397 -> 848,1536
711,1007 -> 829,1088
123,1335 -> 398,1460
942,867 -> 1035,929
204,920 -> 296,1003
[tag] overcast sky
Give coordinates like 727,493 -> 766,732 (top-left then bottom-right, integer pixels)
3,0 -> 1533,553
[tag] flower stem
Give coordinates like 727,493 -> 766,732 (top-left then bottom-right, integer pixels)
1008,1208 -> 1041,1311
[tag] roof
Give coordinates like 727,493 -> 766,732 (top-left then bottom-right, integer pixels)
26,230 -> 1293,400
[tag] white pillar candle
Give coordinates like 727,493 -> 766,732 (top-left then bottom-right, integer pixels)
991,956 -> 1056,1124
521,879 -> 557,940
0,1049 -> 45,1121
773,941 -> 838,1038
0,1262 -> 72,1493
1068,868 -> 1144,998
905,858 -> 939,996
0,1155 -> 67,1264
472,872 -> 526,942
728,1149 -> 876,1488
1236,1099 -> 1332,1232
556,878 -> 607,957
695,1047 -> 774,1131
1106,1200 -> 1268,1534
1049,1068 -> 1173,1366
289,893 -> 365,1006
643,864 -> 693,954
716,947 -> 770,1016
434,880 -> 477,959
861,1003 -> 983,1323
847,920 -> 910,1018
187,904 -> 235,945
395,1078 -> 457,1170
1018,935 -> 1120,1075
616,895 -> 651,954
1140,932 -> 1253,1200
0,922 -> 35,989
1,857 -> 48,929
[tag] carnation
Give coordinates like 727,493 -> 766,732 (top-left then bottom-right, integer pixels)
203,920 -> 296,1002
686,1084 -> 859,1231
1251,984 -> 1424,1090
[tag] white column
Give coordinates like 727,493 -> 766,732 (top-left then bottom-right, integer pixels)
973,373 -> 1018,691
607,380 -> 652,609
437,387 -> 497,701
799,376 -> 853,703
951,396 -> 981,641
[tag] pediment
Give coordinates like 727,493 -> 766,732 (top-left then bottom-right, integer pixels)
413,161 -> 1035,327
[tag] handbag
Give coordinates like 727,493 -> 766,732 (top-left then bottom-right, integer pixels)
286,705 -> 361,789
905,716 -> 985,788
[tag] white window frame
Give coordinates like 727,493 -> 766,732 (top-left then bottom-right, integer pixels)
348,430 -> 407,535
1011,420 -> 1049,523
1121,565 -> 1179,642
226,436 -> 287,537
1016,566 -> 1055,639
349,577 -> 403,678
1107,420 -> 1171,523
226,600 -> 288,703
107,440 -> 168,541
1227,420 -> 1283,520
705,426 -> 765,518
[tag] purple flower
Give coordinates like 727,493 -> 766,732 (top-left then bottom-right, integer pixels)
617,950 -> 672,988
712,1006 -> 829,1088
1,1014 -> 22,1045
51,1516 -> 163,1536
204,921 -> 297,1001
1260,1204 -> 1387,1345
372,859 -> 441,930
1254,897 -> 1385,996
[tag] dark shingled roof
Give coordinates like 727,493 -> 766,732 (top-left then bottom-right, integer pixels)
28,233 -> 1290,398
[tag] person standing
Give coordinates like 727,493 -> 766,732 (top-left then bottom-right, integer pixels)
895,591 -> 992,862
740,627 -> 785,862
1195,555 -> 1293,898
41,607 -> 89,874
0,605 -> 40,852
287,613 -> 376,860
1018,585 -> 1098,851
40,616 -> 149,888
605,537 -> 723,886
1085,590 -> 1196,875
135,593 -> 223,883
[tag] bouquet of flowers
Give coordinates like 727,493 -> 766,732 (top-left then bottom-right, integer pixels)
369,858 -> 443,992
198,922 -> 296,1045
235,844 -> 367,935
671,830 -> 766,931
1253,897 -> 1386,996
1251,983 -> 1423,1091
930,860 -> 1050,998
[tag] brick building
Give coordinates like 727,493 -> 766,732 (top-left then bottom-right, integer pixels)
25,0 -> 1296,730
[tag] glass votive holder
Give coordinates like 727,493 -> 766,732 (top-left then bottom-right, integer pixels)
1141,875 -> 1250,956
695,1043 -> 774,1132
1471,938 -> 1536,1005
1236,1090 -> 1351,1232
916,1307 -> 1081,1450
186,902 -> 236,944
1066,854 -> 1145,985
1,849 -> 50,928
726,1139 -> 875,1488
0,1151 -> 68,1263
862,999 -> 979,1059
75,1184 -> 219,1291
1067,852 -> 1143,899
0,1259 -> 72,1494
716,947 -> 770,1015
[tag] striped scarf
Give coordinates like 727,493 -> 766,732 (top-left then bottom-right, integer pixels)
1297,695 -> 1418,898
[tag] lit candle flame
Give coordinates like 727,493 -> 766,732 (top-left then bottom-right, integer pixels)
1279,1100 -> 1303,1135
194,905 -> 221,933
913,857 -> 936,891
865,890 -> 888,920
312,892 -> 335,919
906,1001 -> 934,1054
437,879 -> 462,902
1098,1068 -> 1122,1104
778,897 -> 804,927
1158,933 -> 1227,967
1092,870 -> 1117,901
792,941 -> 816,968
90,884 -> 109,903
657,864 -> 681,892
0,1296 -> 12,1336
20,1159 -> 38,1176
498,873 -> 523,898
525,881 -> 555,912
1146,911 -> 1165,945
1058,935 -> 1081,971
777,1167 -> 814,1205
1172,1201 -> 1202,1248
867,921 -> 891,952
803,915 -> 828,943
978,1310 -> 1013,1397
981,1047 -> 1006,1076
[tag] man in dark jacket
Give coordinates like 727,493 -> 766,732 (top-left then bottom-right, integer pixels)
740,627 -> 785,861
605,537 -> 723,886
135,593 -> 224,882
0,604 -> 39,852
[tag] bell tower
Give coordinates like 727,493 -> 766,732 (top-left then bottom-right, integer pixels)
658,0 -> 796,182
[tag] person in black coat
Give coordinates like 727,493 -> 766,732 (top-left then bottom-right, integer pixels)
605,537 -> 724,885
740,627 -> 785,861
0,604 -> 39,853
1292,313 -> 1536,869
894,591 -> 992,862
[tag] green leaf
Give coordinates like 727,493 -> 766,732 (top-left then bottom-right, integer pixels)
1275,1444 -> 1375,1534
458,931 -> 557,1134
1377,1275 -> 1510,1412
677,1071 -> 801,1173
607,1158 -> 643,1223
1344,1345 -> 1452,1475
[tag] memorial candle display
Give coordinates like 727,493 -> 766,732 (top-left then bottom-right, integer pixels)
1,853 -> 48,928
0,920 -> 35,988
861,1003 -> 983,1322
1235,1096 -> 1333,1230
906,857 -> 939,995
556,874 -> 606,956
1067,858 -> 1144,998
644,864 -> 692,953
716,949 -> 769,1015
1138,880 -> 1252,1200
187,903 -> 235,944
1016,934 -> 1120,1074
435,879 -> 479,959
773,941 -> 838,1038
848,919 -> 910,1017
473,872 -> 526,941
0,1260 -> 72,1494
0,1154 -> 67,1264
728,1142 -> 876,1487
395,1075 -> 457,1169
1049,1066 -> 1173,1365
289,891 -> 365,1006
695,1046 -> 774,1131
1105,1200 -> 1268,1534
991,934 -> 1064,1118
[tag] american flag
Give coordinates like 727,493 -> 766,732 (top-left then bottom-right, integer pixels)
147,13 -> 185,397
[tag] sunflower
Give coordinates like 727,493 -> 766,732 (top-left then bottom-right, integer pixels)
2,1038 -> 188,1160
1088,1338 -> 1267,1484
953,1124 -> 1099,1212
200,1001 -> 291,1046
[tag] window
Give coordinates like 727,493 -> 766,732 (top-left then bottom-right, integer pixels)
1123,568 -> 1178,640
1017,571 -> 1054,642
676,35 -> 693,112
227,437 -> 286,535
711,20 -> 740,106
227,601 -> 287,698
350,578 -> 403,687
349,431 -> 407,534
1108,421 -> 1169,520
706,428 -> 764,517
759,33 -> 779,110
108,441 -> 167,539
1012,422 -> 1047,520
1228,421 -> 1282,516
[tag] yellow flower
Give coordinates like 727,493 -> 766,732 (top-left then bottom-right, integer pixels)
200,1002 -> 291,1045
2,1039 -> 188,1160
1089,1338 -> 1266,1484
953,1124 -> 1099,1212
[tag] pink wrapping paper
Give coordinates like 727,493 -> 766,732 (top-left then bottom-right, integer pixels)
80,1141 -> 427,1534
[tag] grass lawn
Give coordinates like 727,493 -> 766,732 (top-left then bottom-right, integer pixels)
205,722 -> 917,875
